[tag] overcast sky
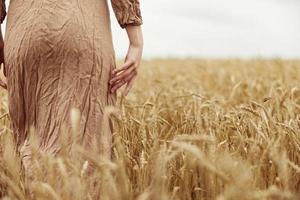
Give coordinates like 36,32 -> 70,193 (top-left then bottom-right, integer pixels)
110,0 -> 300,59
2,0 -> 300,59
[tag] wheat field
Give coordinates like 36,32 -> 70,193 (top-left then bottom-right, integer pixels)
0,59 -> 300,200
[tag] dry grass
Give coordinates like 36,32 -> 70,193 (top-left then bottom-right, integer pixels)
0,59 -> 300,200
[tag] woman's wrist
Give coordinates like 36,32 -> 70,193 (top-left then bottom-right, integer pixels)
130,40 -> 143,49
126,25 -> 143,48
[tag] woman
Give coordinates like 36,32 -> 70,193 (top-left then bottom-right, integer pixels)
0,0 -> 143,169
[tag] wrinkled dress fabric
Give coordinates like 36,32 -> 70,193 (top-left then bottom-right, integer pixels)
0,0 -> 142,167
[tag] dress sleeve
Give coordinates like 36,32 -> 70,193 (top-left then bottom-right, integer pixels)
111,0 -> 143,29
0,0 -> 6,24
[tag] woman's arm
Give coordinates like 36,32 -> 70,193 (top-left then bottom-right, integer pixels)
110,0 -> 143,96
0,0 -> 6,89
109,25 -> 143,96
0,28 -> 6,89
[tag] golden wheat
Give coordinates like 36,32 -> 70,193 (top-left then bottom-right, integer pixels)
0,59 -> 300,200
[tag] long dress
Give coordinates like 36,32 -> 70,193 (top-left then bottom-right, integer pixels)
0,0 -> 142,167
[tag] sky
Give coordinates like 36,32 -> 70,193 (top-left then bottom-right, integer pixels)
110,0 -> 300,59
2,0 -> 300,59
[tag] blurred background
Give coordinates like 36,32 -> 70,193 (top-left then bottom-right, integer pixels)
110,0 -> 300,59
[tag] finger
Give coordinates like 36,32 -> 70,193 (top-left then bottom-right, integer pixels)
3,63 -> 6,77
1,63 -> 6,77
109,68 -> 137,91
109,65 -> 136,85
110,79 -> 126,94
110,72 -> 136,94
109,66 -> 135,87
111,61 -> 133,76
112,59 -> 134,75
123,76 -> 136,97
0,82 -> 7,89
0,79 -> 7,90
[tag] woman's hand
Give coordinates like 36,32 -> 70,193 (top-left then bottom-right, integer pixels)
109,25 -> 143,96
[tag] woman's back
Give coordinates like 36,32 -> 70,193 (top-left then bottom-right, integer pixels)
5,0 -> 114,59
